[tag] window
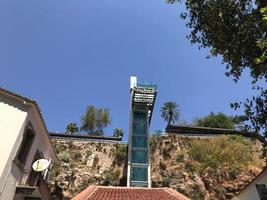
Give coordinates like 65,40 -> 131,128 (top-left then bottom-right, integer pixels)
133,112 -> 147,135
16,123 -> 36,166
132,136 -> 147,148
131,167 -> 148,182
256,184 -> 267,200
132,150 -> 147,164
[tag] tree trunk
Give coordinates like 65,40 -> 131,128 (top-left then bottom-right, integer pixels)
167,113 -> 173,127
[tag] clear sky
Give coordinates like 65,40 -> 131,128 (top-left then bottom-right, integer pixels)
0,0 -> 253,140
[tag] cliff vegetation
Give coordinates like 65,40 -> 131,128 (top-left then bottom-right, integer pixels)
50,134 -> 264,200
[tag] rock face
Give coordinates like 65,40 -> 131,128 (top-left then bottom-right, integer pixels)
49,140 -> 127,199
49,135 -> 264,200
150,135 -> 264,200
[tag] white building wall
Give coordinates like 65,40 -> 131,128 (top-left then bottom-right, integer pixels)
0,93 -> 57,200
0,99 -> 27,178
233,170 -> 267,200
0,95 -> 28,200
0,163 -> 22,200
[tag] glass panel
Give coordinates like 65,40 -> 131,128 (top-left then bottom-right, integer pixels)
137,82 -> 157,89
131,181 -> 148,187
132,136 -> 147,148
133,113 -> 147,135
131,167 -> 148,181
132,150 -> 147,164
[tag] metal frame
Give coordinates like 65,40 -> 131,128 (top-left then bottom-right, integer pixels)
127,81 -> 157,188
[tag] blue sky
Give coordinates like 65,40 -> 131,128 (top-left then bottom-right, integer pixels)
0,0 -> 253,140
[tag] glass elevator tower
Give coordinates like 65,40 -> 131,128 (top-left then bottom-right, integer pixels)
127,77 -> 157,187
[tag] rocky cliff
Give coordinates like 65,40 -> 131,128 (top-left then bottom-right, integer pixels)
49,135 -> 264,200
49,139 -> 127,199
150,135 -> 264,200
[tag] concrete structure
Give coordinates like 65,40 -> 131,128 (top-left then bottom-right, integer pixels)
166,125 -> 259,139
233,168 -> 267,200
49,132 -> 122,143
0,88 -> 57,200
127,77 -> 157,188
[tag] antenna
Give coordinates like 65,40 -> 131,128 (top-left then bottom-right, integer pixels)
32,159 -> 50,172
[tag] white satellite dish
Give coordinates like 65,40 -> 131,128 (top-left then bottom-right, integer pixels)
32,159 -> 50,172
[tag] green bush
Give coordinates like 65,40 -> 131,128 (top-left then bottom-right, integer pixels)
53,143 -> 60,154
58,152 -> 70,163
217,187 -> 227,199
86,149 -> 92,157
189,135 -> 253,170
103,169 -> 121,185
162,148 -> 171,160
184,160 -> 198,173
93,155 -> 99,168
51,161 -> 61,177
72,150 -> 82,161
176,150 -> 185,163
162,175 -> 171,187
150,135 -> 157,153
159,160 -> 167,170
114,144 -> 126,165
191,184 -> 206,200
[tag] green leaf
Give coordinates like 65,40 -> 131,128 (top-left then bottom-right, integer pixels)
254,58 -> 263,64
260,7 -> 267,14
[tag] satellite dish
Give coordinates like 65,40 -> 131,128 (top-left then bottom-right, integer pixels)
32,159 -> 50,172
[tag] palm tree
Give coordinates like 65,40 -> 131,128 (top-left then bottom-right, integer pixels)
161,101 -> 180,127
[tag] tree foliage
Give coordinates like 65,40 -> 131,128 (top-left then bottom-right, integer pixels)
81,105 -> 111,136
65,123 -> 78,134
161,101 -> 180,126
168,0 -> 267,135
255,7 -> 267,65
194,112 -> 237,129
113,128 -> 124,138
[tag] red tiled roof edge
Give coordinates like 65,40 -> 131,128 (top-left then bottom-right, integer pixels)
164,188 -> 190,200
72,185 -> 97,200
72,186 -> 191,200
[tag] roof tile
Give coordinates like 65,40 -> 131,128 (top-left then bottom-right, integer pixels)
72,186 -> 190,200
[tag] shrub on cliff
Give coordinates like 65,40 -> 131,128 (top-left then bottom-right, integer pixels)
58,152 -> 70,163
103,169 -> 120,185
189,135 -> 253,170
114,144 -> 126,165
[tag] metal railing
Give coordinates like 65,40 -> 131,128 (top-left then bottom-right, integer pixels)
137,82 -> 157,89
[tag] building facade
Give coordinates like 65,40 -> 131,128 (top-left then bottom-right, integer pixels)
0,88 -> 57,200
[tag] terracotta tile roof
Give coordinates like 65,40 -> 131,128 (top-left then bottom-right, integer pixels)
72,186 -> 190,200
